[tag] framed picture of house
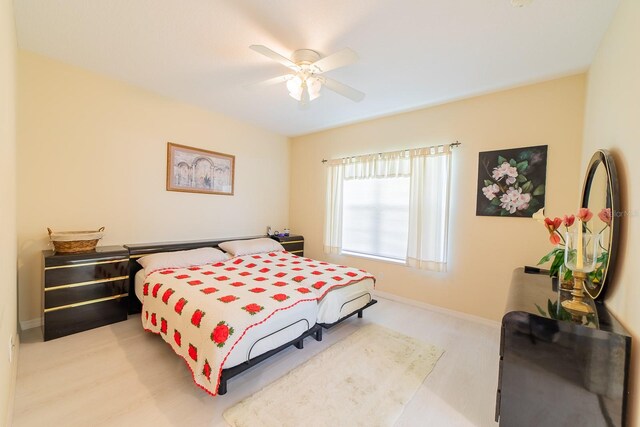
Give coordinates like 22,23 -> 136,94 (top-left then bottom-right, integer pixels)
166,142 -> 235,195
476,145 -> 547,217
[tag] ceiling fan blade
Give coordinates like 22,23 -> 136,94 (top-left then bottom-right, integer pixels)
311,48 -> 358,73
322,77 -> 365,102
249,45 -> 298,70
244,74 -> 291,89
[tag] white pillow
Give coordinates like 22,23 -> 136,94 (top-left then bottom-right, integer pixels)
138,247 -> 228,272
219,238 -> 284,257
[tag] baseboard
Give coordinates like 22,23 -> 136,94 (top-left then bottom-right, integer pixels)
19,317 -> 42,331
373,290 -> 501,328
4,334 -> 19,427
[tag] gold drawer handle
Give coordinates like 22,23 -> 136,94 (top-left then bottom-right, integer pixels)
45,258 -> 129,270
45,275 -> 129,291
44,293 -> 128,313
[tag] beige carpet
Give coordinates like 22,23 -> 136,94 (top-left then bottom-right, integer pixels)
223,324 -> 444,427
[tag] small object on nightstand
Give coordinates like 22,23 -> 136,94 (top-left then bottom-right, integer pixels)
270,234 -> 304,256
48,226 -> 105,253
283,228 -> 290,236
42,246 -> 130,341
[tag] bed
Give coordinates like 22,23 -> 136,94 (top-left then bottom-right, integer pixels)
125,236 -> 377,395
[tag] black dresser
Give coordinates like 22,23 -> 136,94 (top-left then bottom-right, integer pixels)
43,246 -> 130,340
270,234 -> 304,256
496,268 -> 631,426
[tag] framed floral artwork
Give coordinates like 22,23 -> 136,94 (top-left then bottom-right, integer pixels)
476,145 -> 547,217
166,142 -> 235,195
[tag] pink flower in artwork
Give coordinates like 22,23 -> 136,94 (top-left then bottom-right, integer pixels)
482,184 -> 500,201
499,187 -> 531,214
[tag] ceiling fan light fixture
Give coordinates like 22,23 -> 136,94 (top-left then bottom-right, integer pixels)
307,77 -> 322,100
250,45 -> 364,104
286,74 -> 322,102
286,75 -> 304,101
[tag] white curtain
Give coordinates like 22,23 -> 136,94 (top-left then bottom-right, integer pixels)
324,146 -> 452,272
342,151 -> 411,179
407,149 -> 451,271
323,163 -> 344,254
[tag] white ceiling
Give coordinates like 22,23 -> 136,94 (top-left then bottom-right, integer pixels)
14,0 -> 619,137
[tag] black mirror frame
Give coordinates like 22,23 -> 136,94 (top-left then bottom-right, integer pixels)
581,149 -> 620,301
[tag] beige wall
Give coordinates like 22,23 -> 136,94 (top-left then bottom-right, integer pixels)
290,75 -> 586,321
0,0 -> 18,423
582,0 -> 639,424
17,51 -> 290,323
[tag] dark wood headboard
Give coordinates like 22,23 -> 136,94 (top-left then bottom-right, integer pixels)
124,235 -> 264,314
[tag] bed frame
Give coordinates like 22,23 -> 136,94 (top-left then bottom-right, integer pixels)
124,235 -> 376,395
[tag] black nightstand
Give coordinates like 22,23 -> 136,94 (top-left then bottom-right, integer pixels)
42,246 -> 130,341
270,234 -> 304,256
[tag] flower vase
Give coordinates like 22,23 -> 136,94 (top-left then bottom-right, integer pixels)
557,265 -> 573,291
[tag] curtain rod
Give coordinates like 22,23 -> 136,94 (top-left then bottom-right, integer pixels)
321,141 -> 462,164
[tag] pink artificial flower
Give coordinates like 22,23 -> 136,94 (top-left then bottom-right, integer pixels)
544,217 -> 563,245
563,214 -> 575,228
576,208 -> 593,222
598,208 -> 612,226
544,217 -> 562,232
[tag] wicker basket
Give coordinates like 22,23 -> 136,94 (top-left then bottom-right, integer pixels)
48,227 -> 105,253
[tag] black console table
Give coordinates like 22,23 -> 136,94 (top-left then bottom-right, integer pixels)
496,268 -> 631,426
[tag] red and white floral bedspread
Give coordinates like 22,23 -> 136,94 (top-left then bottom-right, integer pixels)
140,250 -> 375,395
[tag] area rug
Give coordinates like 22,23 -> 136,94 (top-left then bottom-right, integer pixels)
223,324 -> 444,427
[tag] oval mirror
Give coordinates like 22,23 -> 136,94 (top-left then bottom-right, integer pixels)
581,150 -> 620,301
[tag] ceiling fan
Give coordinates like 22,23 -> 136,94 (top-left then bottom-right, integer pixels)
248,45 -> 365,107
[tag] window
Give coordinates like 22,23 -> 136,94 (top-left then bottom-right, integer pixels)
342,176 -> 410,261
324,147 -> 451,271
